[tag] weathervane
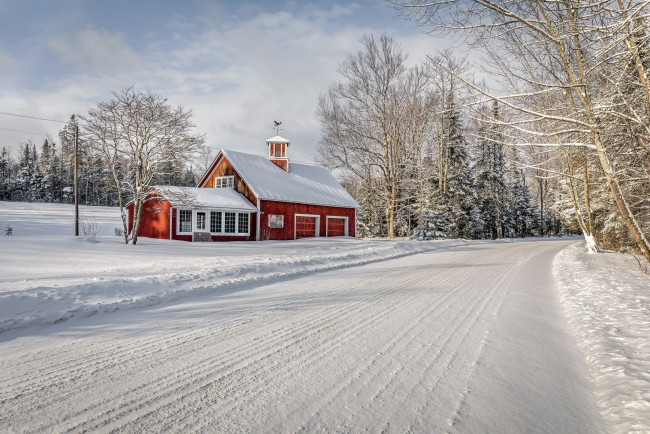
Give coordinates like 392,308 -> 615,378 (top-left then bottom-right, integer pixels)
273,120 -> 283,135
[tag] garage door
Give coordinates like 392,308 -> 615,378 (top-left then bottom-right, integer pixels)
327,217 -> 346,237
295,216 -> 317,239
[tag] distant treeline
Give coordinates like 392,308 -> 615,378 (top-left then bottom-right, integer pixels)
0,135 -> 197,206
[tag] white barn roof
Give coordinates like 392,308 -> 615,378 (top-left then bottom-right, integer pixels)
155,186 -> 257,211
221,150 -> 359,208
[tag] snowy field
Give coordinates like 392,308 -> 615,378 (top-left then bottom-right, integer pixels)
0,202 -> 648,433
0,202 -> 468,333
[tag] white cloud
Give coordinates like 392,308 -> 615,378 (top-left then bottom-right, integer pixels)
47,26 -> 140,73
0,42 -> 16,77
0,3 -> 449,163
152,11 -> 372,161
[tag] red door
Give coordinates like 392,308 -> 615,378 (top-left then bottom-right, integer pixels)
327,217 -> 346,237
295,216 -> 317,238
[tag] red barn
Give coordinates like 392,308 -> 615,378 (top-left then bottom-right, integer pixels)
128,136 -> 359,242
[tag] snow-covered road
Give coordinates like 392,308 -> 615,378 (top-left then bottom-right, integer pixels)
0,239 -> 605,433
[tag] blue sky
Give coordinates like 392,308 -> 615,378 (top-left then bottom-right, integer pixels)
0,0 -> 452,163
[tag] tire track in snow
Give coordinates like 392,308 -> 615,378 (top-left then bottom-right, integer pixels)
2,244 -> 496,430
8,270 -> 434,432
68,269 -> 448,433
74,251 -> 496,434
289,247 -> 511,432
0,241 -> 567,433
1,266 -> 397,399
372,259 -> 511,432
183,247 -> 511,433
182,263 -> 470,433
404,249 -> 530,431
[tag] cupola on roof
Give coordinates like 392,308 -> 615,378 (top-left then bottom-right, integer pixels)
266,135 -> 291,171
265,136 -> 290,144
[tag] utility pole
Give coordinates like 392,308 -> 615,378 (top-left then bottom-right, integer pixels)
74,123 -> 79,237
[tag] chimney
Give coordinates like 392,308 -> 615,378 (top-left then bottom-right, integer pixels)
266,136 -> 290,171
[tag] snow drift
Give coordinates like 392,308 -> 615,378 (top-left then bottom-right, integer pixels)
554,244 -> 650,433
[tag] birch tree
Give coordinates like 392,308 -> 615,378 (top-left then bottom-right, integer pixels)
426,51 -> 471,194
317,34 -> 420,238
391,0 -> 650,262
81,87 -> 205,245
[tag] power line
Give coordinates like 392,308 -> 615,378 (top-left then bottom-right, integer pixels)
0,127 -> 51,136
0,111 -> 68,124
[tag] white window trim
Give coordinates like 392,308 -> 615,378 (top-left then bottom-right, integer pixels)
214,175 -> 234,188
223,211 -> 237,234
294,213 -> 320,239
196,211 -> 207,231
177,208 -> 251,236
326,216 -> 348,237
177,209 -> 193,234
268,214 -> 284,229
237,213 -> 249,235
209,210 -> 223,234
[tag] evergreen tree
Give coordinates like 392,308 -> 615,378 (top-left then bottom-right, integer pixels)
59,116 -> 77,203
39,139 -> 51,173
0,111 -> 204,208
0,147 -> 10,201
41,140 -> 62,203
473,102 -> 507,239
181,166 -> 197,187
411,194 -> 450,240
27,143 -> 44,202
29,164 -> 44,202
357,177 -> 385,237
504,146 -> 533,237
12,143 -> 34,201
444,103 -> 482,238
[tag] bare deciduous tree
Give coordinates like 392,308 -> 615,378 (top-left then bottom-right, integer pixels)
317,34 -> 421,238
81,87 -> 205,245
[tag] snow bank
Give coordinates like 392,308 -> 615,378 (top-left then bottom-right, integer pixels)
554,244 -> 650,433
0,202 -> 469,334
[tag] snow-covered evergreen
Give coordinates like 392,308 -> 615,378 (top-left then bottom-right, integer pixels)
0,132 -> 199,207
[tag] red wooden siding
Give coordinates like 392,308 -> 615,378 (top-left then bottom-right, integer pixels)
128,196 -> 257,242
327,217 -> 346,237
269,159 -> 288,171
259,200 -> 356,240
127,198 -> 172,240
295,216 -> 317,238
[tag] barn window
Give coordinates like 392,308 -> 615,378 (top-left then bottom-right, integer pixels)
268,214 -> 283,228
238,213 -> 249,233
196,212 -> 206,231
214,176 -> 234,188
210,211 -> 222,233
224,212 -> 236,233
179,210 -> 192,233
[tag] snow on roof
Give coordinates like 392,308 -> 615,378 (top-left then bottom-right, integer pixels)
222,150 -> 359,208
265,136 -> 290,144
155,186 -> 257,211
